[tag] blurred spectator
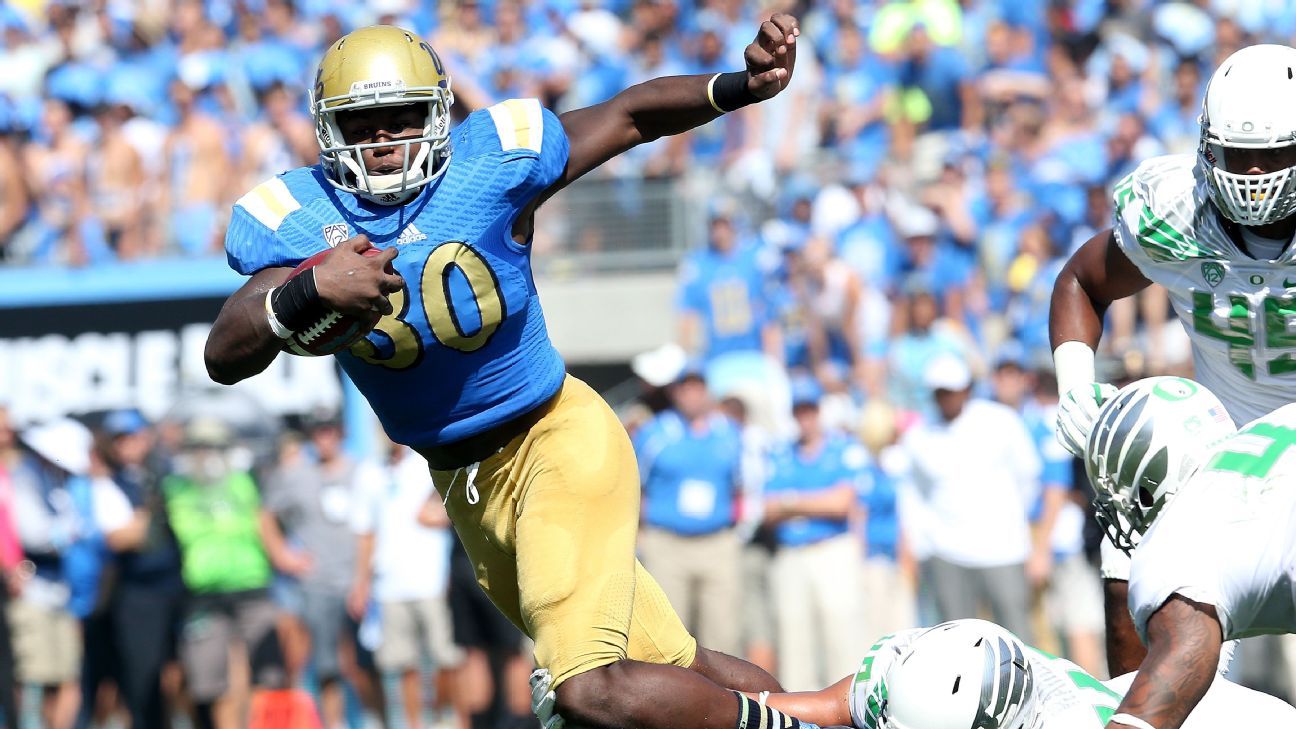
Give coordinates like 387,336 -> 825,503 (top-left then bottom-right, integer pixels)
163,417 -> 286,729
677,201 -> 779,363
762,378 -> 866,691
10,417 -> 91,729
854,400 -> 915,640
85,410 -> 184,729
885,277 -> 967,418
0,407 -> 24,729
161,77 -> 231,257
1022,366 -> 1104,677
18,98 -> 98,265
899,353 -> 1040,643
260,412 -> 381,729
349,442 -> 462,729
446,537 -> 533,729
633,363 -> 744,656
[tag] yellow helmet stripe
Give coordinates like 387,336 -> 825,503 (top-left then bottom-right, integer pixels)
488,98 -> 543,153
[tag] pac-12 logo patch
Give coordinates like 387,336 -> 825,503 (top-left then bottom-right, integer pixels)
1201,261 -> 1224,288
322,223 -> 349,247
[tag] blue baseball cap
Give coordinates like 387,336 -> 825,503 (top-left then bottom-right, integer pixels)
790,375 -> 823,408
103,409 -> 148,437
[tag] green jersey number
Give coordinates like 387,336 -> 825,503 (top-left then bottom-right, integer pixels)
1207,422 -> 1296,479
1191,290 -> 1296,379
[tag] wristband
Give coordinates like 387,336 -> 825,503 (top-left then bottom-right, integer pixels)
1110,713 -> 1156,729
270,269 -> 326,332
264,288 -> 294,339
707,71 -> 760,113
1053,340 -> 1097,395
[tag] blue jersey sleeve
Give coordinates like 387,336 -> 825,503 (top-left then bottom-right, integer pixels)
224,170 -> 325,275
469,99 -> 570,212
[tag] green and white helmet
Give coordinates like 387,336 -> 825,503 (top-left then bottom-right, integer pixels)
881,620 -> 1037,729
1085,376 -> 1236,555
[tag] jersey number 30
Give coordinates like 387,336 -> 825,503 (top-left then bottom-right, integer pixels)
350,241 -> 505,368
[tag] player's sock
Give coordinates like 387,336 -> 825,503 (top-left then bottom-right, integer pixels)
733,692 -> 819,729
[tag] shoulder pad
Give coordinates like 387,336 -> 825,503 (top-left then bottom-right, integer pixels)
1113,154 -> 1233,262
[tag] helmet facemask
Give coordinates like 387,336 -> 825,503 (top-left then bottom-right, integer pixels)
313,82 -> 454,206
1199,134 -> 1296,226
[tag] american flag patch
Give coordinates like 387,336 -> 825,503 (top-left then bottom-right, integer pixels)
1209,406 -> 1229,423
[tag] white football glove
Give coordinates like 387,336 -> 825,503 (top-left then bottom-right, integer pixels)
530,668 -> 564,729
1056,382 -> 1118,457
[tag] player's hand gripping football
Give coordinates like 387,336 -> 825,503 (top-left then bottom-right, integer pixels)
744,13 -> 799,100
314,235 -> 405,318
1056,382 -> 1119,457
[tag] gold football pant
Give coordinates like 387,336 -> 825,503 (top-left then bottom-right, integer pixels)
431,375 -> 698,687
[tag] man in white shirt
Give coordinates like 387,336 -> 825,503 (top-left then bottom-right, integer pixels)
899,353 -> 1042,642
349,442 -> 463,729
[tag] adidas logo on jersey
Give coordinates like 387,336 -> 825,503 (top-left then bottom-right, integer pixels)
396,224 -> 427,245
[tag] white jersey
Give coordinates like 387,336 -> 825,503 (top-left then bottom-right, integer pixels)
1129,403 -> 1296,643
847,628 -> 1296,728
1113,154 -> 1296,425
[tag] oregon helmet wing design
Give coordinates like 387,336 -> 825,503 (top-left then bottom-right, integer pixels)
1085,376 -> 1236,555
312,25 -> 453,205
881,620 -> 1037,729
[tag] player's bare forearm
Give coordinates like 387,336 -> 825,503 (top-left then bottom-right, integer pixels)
1049,228 -> 1150,350
205,267 -> 291,385
1110,595 -> 1221,729
759,675 -> 853,727
1104,579 -> 1148,676
554,14 -> 797,192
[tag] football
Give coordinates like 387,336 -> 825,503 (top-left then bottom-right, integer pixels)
280,247 -> 387,357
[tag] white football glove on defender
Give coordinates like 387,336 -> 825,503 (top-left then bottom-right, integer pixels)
1056,382 -> 1118,457
530,668 -> 565,729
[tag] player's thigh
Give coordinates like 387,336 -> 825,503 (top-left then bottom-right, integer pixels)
626,559 -> 697,668
512,378 -> 647,685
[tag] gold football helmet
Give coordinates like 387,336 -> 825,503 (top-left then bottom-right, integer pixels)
311,25 -> 454,205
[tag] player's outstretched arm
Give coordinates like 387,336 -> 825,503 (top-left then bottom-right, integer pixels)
205,236 -> 403,385
553,13 -> 798,194
759,675 -> 854,728
1108,594 -> 1222,729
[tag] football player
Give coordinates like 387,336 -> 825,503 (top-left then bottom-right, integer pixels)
204,17 -> 816,729
755,619 -> 1294,728
1049,43 -> 1296,677
1085,377 -> 1296,729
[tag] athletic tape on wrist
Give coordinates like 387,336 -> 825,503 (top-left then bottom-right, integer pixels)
264,288 -> 293,339
708,71 -> 760,113
1053,340 -> 1097,395
1110,713 -> 1156,729
270,269 -> 326,332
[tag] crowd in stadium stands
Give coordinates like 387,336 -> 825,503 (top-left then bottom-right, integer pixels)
10,0 -> 1296,726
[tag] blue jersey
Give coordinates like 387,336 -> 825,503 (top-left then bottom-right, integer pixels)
676,242 -> 768,360
225,99 -> 569,447
764,435 -> 868,547
633,411 -> 742,535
